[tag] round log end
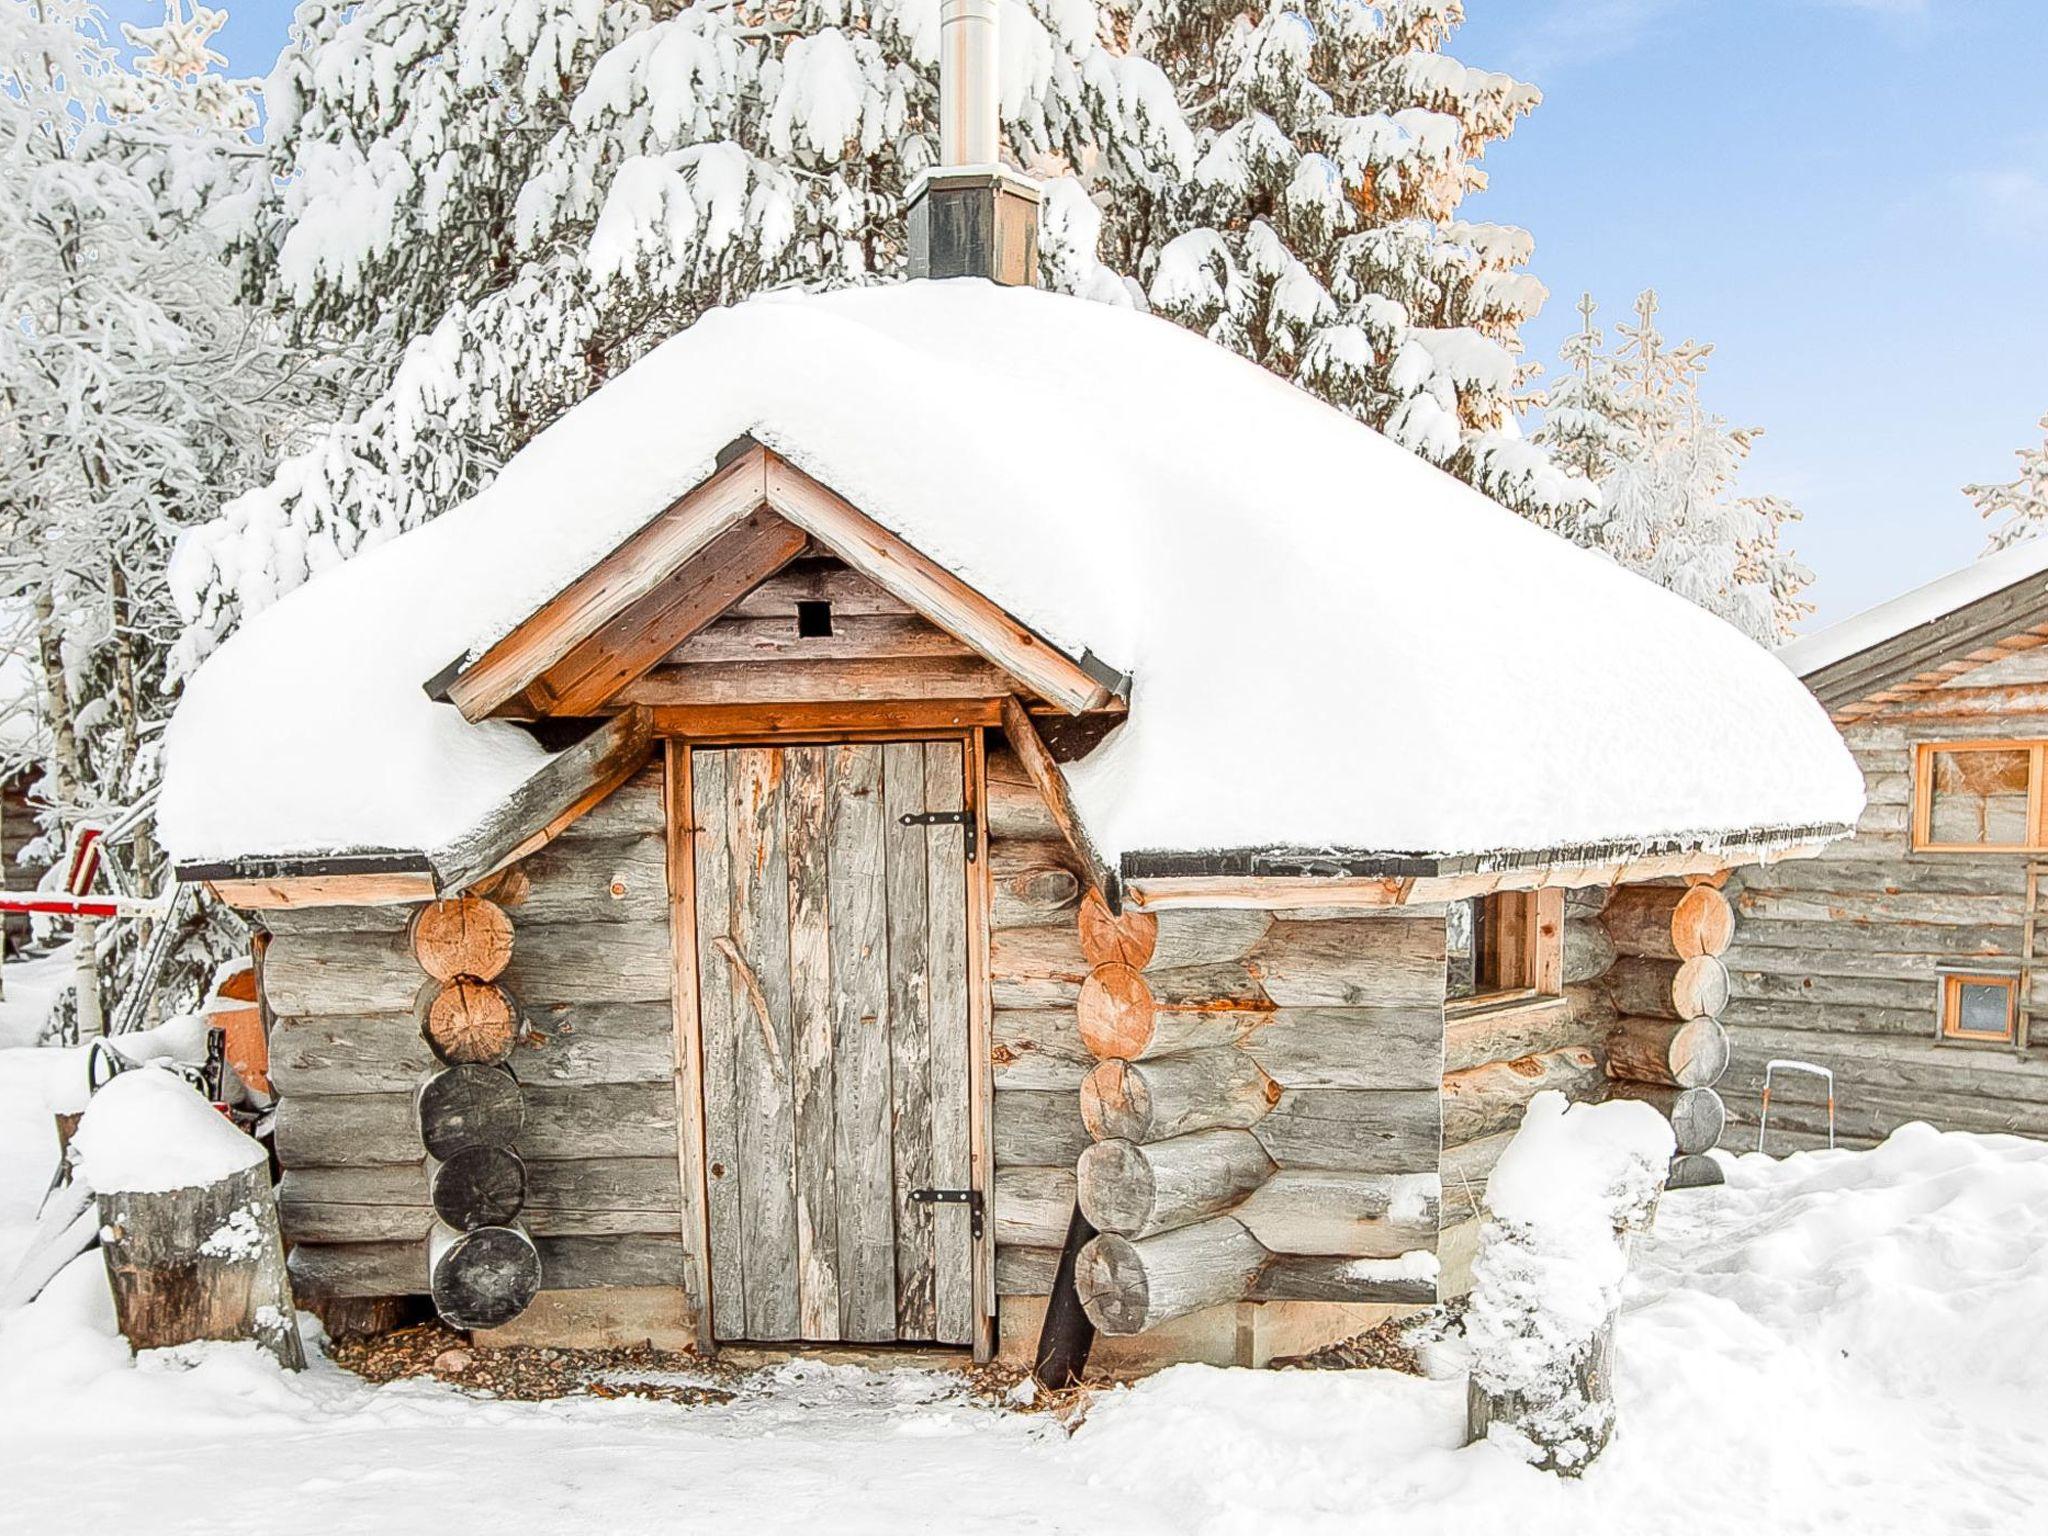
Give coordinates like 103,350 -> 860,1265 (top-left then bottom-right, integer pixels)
1076,1138 -> 1156,1236
411,895 -> 515,983
431,1224 -> 542,1330
432,1145 -> 529,1230
1077,888 -> 1158,969
1079,1058 -> 1146,1143
1074,1232 -> 1148,1335
1672,885 -> 1735,960
416,1063 -> 525,1161
418,979 -> 522,1067
1673,955 -> 1730,1020
1077,963 -> 1156,1059
1667,1152 -> 1726,1190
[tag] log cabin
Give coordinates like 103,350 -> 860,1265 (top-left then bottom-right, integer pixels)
154,4 -> 1860,1372
1721,542 -> 2048,1150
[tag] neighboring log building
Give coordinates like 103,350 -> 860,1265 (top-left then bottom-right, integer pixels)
158,150 -> 1859,1369
1723,545 -> 2048,1150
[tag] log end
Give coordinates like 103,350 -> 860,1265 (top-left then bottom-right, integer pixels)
1073,1232 -> 1149,1336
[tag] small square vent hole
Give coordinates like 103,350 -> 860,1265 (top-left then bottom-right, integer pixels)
796,600 -> 833,638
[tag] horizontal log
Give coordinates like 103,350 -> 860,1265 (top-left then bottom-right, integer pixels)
1233,1171 -> 1440,1257
1563,921 -> 1617,985
1722,1022 -> 2048,1096
1081,1050 -> 1281,1142
1608,1084 -> 1727,1155
287,1156 -> 687,1246
1243,915 -> 1446,1009
1439,1130 -> 1515,1225
264,920 -> 674,1015
1601,883 -> 1734,960
669,611 -> 971,665
724,563 -> 914,619
991,1165 -> 1076,1248
993,1088 -> 1092,1166
1606,1015 -> 1730,1089
1076,1216 -> 1266,1335
1734,918 -> 2023,958
988,841 -> 1083,930
620,655 -> 1016,706
1443,996 -> 1586,1076
994,1244 -> 1061,1296
1251,1088 -> 1442,1174
1146,908 -> 1275,970
1076,1131 -> 1274,1239
1603,955 -> 1728,1021
984,751 -> 1060,842
285,1230 -> 689,1300
1241,1006 -> 1443,1090
269,1001 -> 675,1096
484,834 -> 670,926
1248,1253 -> 1437,1305
987,924 -> 1088,1005
275,1082 -> 679,1168
1441,1047 -> 1603,1147
990,1009 -> 1093,1091
1075,962 -> 1274,1060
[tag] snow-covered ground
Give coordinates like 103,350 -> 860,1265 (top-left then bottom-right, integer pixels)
2,1022 -> 2044,1535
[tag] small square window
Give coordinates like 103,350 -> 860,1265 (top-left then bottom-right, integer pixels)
1939,973 -> 2017,1046
1447,890 -> 1561,1008
1913,741 -> 2048,852
796,601 -> 833,638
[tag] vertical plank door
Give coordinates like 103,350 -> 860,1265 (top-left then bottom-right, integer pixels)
691,740 -> 974,1344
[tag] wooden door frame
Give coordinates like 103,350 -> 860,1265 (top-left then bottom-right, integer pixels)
663,726 -> 997,1361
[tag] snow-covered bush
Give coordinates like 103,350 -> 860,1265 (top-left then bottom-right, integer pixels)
1463,1090 -> 1675,1474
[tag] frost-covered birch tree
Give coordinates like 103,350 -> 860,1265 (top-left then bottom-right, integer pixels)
1967,414 -> 2048,553
168,0 -> 1195,667
0,0 -> 288,1027
1533,291 -> 1810,646
1111,0 -> 1593,527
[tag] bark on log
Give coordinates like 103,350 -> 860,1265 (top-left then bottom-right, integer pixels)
415,979 -> 523,1066
430,1145 -> 528,1231
410,896 -> 515,982
1608,1084 -> 1727,1155
1605,1015 -> 1730,1090
1563,922 -> 1617,985
415,1064 -> 524,1160
1603,955 -> 1728,1021
1074,1216 -> 1266,1335
1667,1152 -> 1726,1189
95,1160 -> 305,1368
1601,884 -> 1734,961
1441,1047 -> 1604,1147
1233,1170 -> 1440,1257
428,1220 -> 542,1330
1080,1051 -> 1281,1143
1075,1130 -> 1275,1239
1076,888 -> 1157,968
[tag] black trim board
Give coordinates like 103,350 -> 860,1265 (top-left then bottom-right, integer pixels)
177,850 -> 432,883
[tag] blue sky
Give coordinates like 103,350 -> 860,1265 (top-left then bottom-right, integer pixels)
112,0 -> 2048,632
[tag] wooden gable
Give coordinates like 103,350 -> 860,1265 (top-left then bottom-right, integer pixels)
437,441 -> 1119,725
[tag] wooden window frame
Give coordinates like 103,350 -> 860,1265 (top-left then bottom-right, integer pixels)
1446,887 -> 1564,1015
1938,971 -> 2019,1047
1910,739 -> 2048,853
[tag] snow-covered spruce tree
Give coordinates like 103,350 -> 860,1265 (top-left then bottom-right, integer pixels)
1109,0 -> 1594,528
169,0 -> 1194,665
1533,291 -> 1811,646
0,0 -> 285,1030
1967,414 -> 2048,553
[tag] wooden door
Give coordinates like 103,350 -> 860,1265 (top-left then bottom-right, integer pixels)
690,740 -> 975,1344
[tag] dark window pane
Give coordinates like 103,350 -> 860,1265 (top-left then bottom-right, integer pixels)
1952,981 -> 2013,1041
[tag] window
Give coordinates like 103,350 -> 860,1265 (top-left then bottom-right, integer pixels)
1912,740 -> 2048,852
796,600 -> 834,638
1939,972 -> 2018,1046
1447,889 -> 1562,1008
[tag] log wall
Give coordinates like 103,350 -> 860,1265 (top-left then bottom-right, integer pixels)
1722,661 -> 2048,1150
268,765 -> 690,1300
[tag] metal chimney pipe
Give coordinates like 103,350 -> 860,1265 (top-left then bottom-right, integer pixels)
939,0 -> 999,166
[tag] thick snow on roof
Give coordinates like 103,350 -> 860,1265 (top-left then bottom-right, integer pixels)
160,281 -> 1861,868
1778,535 -> 2048,678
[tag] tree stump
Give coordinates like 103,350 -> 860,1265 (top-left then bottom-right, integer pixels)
95,1159 -> 305,1369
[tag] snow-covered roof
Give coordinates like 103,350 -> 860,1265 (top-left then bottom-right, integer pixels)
160,281 -> 1861,872
1778,536 -> 2048,678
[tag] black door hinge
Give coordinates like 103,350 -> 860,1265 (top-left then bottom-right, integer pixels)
909,1186 -> 984,1239
899,810 -> 977,863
